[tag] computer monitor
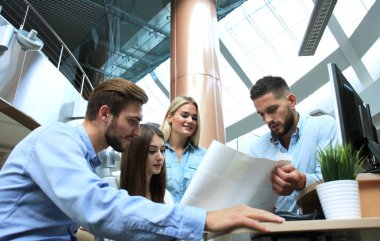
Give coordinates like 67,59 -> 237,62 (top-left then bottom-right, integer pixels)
328,63 -> 380,172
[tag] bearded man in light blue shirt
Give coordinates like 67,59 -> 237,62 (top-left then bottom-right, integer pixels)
249,76 -> 337,214
0,78 -> 284,240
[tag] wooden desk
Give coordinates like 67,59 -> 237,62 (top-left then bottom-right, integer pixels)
204,217 -> 380,241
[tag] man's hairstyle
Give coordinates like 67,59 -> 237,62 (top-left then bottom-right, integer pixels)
119,124 -> 166,203
85,78 -> 148,120
160,96 -> 201,147
250,76 -> 291,100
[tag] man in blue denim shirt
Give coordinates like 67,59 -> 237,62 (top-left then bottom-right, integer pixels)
249,76 -> 337,213
0,78 -> 284,240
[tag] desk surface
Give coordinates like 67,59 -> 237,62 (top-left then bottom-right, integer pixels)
205,217 -> 380,240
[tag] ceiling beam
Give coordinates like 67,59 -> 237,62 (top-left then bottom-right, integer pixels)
150,72 -> 169,98
219,40 -> 252,89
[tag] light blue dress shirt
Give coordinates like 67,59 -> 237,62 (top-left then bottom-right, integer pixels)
249,114 -> 337,213
165,142 -> 206,203
0,123 -> 206,241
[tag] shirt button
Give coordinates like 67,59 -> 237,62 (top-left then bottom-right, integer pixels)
189,233 -> 194,238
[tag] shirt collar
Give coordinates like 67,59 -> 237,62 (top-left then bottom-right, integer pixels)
296,113 -> 305,137
76,124 -> 102,170
165,141 -> 196,151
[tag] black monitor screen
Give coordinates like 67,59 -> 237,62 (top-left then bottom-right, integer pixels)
328,63 -> 380,171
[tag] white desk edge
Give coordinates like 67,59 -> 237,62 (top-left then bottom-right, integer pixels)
204,217 -> 380,239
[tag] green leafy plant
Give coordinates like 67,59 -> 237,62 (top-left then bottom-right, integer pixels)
317,144 -> 366,182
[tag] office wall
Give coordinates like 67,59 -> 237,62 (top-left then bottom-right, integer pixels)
0,18 -> 85,126
0,16 -> 86,162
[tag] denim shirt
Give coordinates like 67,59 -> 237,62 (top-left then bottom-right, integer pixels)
165,142 -> 206,203
0,123 -> 206,241
249,114 -> 337,213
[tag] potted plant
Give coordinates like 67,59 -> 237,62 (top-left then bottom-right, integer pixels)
316,143 -> 366,220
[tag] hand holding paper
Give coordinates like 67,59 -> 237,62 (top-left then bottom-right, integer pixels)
271,163 -> 307,195
181,140 -> 290,211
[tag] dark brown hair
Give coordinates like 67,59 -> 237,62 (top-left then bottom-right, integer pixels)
86,78 -> 148,121
250,76 -> 291,101
119,124 -> 166,203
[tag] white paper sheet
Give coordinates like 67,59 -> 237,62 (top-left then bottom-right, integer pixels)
180,140 -> 289,211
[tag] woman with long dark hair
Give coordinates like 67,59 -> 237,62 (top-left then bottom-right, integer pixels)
118,123 -> 173,204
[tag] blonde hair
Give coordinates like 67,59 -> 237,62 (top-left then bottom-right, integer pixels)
161,96 -> 201,146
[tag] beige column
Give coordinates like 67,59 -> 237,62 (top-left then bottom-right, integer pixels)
170,0 -> 225,148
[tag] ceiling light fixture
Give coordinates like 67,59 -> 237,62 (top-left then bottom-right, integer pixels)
298,0 -> 337,56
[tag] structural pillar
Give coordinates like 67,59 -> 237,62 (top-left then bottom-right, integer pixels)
170,0 -> 225,148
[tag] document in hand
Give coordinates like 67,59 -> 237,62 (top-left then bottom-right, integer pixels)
180,140 -> 290,211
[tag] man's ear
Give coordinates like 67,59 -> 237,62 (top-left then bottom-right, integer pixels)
288,94 -> 297,108
99,105 -> 110,120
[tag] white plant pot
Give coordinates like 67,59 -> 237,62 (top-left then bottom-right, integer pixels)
316,180 -> 361,220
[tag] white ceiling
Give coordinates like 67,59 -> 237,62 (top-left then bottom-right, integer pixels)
137,0 -> 380,151
1,0 -> 379,161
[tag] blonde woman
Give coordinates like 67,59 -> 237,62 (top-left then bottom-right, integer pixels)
161,96 -> 206,203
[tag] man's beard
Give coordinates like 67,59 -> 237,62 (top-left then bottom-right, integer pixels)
105,119 -> 125,152
271,107 -> 295,137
